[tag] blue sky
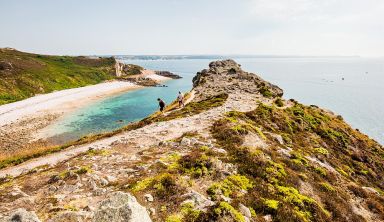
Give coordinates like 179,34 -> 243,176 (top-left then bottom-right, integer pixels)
0,0 -> 383,56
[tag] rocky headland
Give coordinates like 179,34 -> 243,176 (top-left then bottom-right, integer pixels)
0,60 -> 383,222
115,62 -> 181,87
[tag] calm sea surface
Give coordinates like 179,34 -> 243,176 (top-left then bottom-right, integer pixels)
47,58 -> 384,145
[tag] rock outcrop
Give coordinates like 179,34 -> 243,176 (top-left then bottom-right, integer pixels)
1,208 -> 41,222
154,71 -> 182,79
114,62 -> 143,77
93,192 -> 151,222
192,59 -> 283,101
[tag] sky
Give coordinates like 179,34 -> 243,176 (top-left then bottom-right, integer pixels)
0,0 -> 383,56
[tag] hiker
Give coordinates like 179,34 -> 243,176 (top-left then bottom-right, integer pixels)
158,98 -> 165,112
177,91 -> 185,107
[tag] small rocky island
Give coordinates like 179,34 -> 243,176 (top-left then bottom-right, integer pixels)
0,60 -> 383,222
115,62 -> 182,87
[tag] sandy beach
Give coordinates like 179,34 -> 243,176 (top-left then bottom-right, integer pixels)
0,73 -> 170,155
0,81 -> 140,127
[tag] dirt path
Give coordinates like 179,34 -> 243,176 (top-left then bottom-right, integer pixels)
0,92 -> 266,178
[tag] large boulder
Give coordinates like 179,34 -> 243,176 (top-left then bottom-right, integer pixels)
92,192 -> 151,222
1,208 -> 41,222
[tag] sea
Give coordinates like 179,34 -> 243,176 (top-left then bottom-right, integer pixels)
46,57 -> 384,145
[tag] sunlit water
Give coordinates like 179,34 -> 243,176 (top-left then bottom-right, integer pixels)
47,58 -> 383,145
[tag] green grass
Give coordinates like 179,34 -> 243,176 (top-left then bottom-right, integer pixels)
209,101 -> 384,221
0,49 -> 116,105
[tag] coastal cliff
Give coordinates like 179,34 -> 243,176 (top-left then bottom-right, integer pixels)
0,60 -> 383,222
0,48 -> 117,105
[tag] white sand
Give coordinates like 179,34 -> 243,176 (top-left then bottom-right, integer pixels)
145,74 -> 170,81
0,81 -> 140,127
131,69 -> 171,81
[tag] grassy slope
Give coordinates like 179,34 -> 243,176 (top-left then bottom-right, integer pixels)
123,99 -> 383,222
0,49 -> 116,105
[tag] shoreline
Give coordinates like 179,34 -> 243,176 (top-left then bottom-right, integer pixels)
0,73 -> 171,156
0,81 -> 140,127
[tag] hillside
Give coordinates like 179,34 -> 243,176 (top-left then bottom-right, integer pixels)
0,60 -> 383,222
0,48 -> 117,105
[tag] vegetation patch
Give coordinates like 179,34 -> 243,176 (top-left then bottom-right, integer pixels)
178,151 -> 213,178
208,101 -> 377,221
213,202 -> 246,222
313,166 -> 327,177
0,50 -> 116,105
259,86 -> 273,98
75,166 -> 92,175
274,98 -> 284,107
207,174 -> 253,200
179,202 -> 202,222
264,199 -> 280,211
131,173 -> 184,200
314,147 -> 329,156
319,182 -> 335,192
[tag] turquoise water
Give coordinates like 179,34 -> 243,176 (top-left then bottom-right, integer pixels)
48,58 -> 384,145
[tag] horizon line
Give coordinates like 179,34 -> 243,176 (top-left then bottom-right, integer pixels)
4,47 -> 384,58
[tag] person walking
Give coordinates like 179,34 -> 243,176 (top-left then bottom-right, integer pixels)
157,98 -> 165,112
177,91 -> 184,107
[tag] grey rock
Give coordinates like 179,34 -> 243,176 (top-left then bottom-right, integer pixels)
60,184 -> 80,193
277,147 -> 292,158
4,208 -> 41,222
10,188 -> 29,198
105,175 -> 117,183
220,195 -> 232,203
93,191 -> 151,222
53,194 -> 66,202
270,134 -> 284,145
93,188 -> 106,196
263,214 -> 272,222
212,159 -> 237,176
190,138 -> 198,145
89,180 -> 98,190
181,190 -> 214,211
48,185 -> 58,192
212,148 -> 227,155
99,178 -> 109,186
238,203 -> 252,219
180,137 -> 191,146
48,211 -> 87,222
